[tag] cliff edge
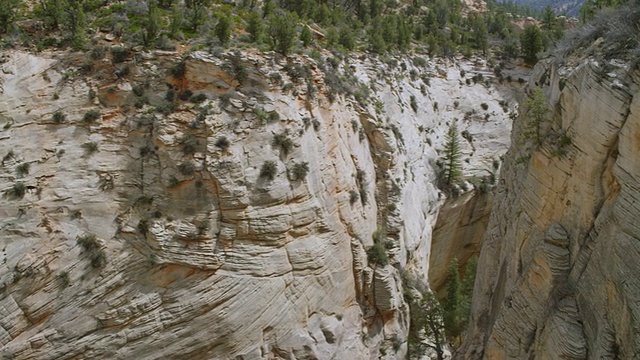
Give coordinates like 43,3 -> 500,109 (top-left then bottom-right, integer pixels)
459,4 -> 640,358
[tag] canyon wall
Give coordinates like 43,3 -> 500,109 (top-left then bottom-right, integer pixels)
0,49 -> 511,359
459,37 -> 640,358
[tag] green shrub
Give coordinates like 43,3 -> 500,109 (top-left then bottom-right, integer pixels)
83,109 -> 101,123
180,133 -> 199,155
111,46 -> 128,63
189,93 -> 207,103
15,163 -> 29,177
76,233 -> 106,268
81,142 -> 98,155
57,271 -> 70,288
178,162 -> 195,175
272,133 -> 294,156
355,168 -> 368,205
349,190 -> 359,205
5,182 -> 26,199
367,243 -> 389,266
52,110 -> 66,123
156,101 -> 176,115
179,89 -> 193,101
260,160 -> 277,180
90,46 -> 106,60
215,136 -> 230,150
410,95 -> 418,113
170,61 -> 186,78
480,103 -> 489,111
290,162 -> 309,181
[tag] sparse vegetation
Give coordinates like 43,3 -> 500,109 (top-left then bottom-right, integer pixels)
440,121 -> 463,188
15,163 -> 30,177
111,46 -> 128,63
410,95 -> 418,113
180,133 -> 199,155
289,162 -> 309,181
4,182 -> 26,199
367,242 -> 389,266
259,161 -> 277,181
76,233 -> 106,268
349,190 -> 359,205
52,110 -> 66,123
215,136 -> 230,151
178,162 -> 195,175
272,133 -> 294,157
189,93 -> 207,103
355,168 -> 368,205
81,142 -> 98,155
83,109 -> 101,123
57,271 -> 70,288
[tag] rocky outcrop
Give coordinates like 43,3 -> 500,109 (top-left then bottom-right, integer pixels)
0,49 -> 512,359
459,31 -> 640,358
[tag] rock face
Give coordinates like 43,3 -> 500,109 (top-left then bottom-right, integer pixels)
459,46 -> 640,358
428,191 -> 493,297
0,49 -> 511,359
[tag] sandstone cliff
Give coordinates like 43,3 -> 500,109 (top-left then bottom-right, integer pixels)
0,48 -> 511,359
459,7 -> 640,358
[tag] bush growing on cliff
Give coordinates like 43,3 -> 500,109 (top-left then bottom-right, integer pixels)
439,121 -> 463,188
4,182 -> 26,199
180,133 -> 199,155
260,160 -> 277,180
366,242 -> 389,266
15,163 -> 30,177
289,162 -> 309,181
214,136 -> 230,151
83,109 -> 101,123
111,46 -> 129,63
521,87 -> 550,146
52,110 -> 66,123
272,132 -> 294,157
81,142 -> 98,155
77,233 -> 106,268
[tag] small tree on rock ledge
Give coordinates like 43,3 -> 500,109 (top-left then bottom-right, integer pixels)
440,121 -> 463,188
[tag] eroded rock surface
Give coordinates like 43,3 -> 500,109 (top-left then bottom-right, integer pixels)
0,49 -> 511,359
459,48 -> 640,359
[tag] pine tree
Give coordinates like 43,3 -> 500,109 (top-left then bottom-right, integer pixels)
246,10 -> 263,43
169,4 -> 183,39
267,11 -> 296,54
443,260 -> 463,342
143,4 -> 162,47
186,0 -> 211,31
299,25 -> 312,47
63,0 -> 86,49
460,255 -> 478,324
36,0 -> 64,30
522,87 -> 550,146
215,14 -> 231,44
520,25 -> 543,66
442,121 -> 462,187
0,0 -> 20,33
408,291 -> 446,360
